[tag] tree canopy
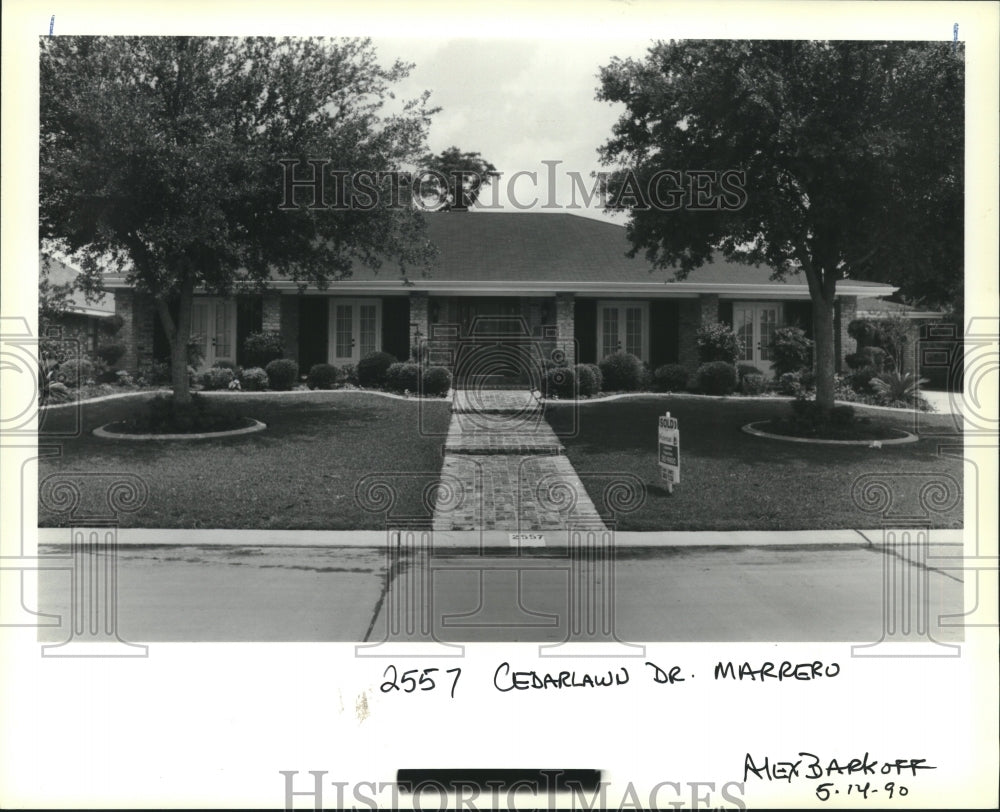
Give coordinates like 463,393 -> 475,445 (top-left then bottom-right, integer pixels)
40,36 -> 440,400
419,146 -> 500,210
597,39 -> 964,407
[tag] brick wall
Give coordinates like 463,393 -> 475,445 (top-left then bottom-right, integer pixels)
409,291 -> 429,355
115,290 -> 155,373
677,294 -> 720,369
555,292 -> 575,366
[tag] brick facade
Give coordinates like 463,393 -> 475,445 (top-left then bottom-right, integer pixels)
409,291 -> 429,356
555,292 -> 575,366
115,289 -> 155,373
678,294 -> 721,369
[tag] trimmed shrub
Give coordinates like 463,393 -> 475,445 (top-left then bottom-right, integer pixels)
741,373 -> 767,395
846,346 -> 894,373
243,331 -> 285,368
599,351 -> 643,391
544,366 -> 576,399
138,360 -> 171,386
421,366 -> 452,397
240,366 -> 269,391
846,365 -> 880,395
44,381 -> 73,404
652,364 -> 690,393
385,362 -> 421,394
357,351 -> 397,388
696,322 -> 742,365
695,361 -> 738,395
771,325 -> 814,377
95,342 -> 126,367
115,370 -> 137,387
339,363 -> 359,386
585,363 -> 603,393
199,367 -> 235,391
736,363 -> 764,381
307,363 -> 339,390
265,358 -> 299,391
573,364 -> 599,397
55,358 -> 97,387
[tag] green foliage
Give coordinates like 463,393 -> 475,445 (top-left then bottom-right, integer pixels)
265,358 -> 299,391
306,363 -> 339,390
848,316 -> 910,371
199,367 -> 235,391
419,146 -> 500,211
55,357 -> 99,388
138,360 -> 171,386
599,351 -> 644,391
736,363 -> 764,381
845,346 -> 893,373
357,351 -> 398,388
544,366 -> 576,399
696,362 -> 738,395
846,365 -> 880,395
584,363 -> 603,393
778,370 -> 816,397
741,373 -> 767,395
871,371 -> 929,406
339,364 -> 359,386
771,326 -> 814,377
385,362 -> 421,394
696,322 -> 742,365
573,364 -> 600,397
239,366 -> 269,391
95,342 -> 126,367
421,366 -> 452,397
652,364 -> 690,392
243,331 -> 285,369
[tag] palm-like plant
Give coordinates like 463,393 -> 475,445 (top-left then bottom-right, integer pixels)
871,371 -> 929,405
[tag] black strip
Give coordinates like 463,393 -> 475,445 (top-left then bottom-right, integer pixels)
396,768 -> 601,793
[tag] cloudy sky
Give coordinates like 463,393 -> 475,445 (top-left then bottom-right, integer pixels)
375,37 -> 656,220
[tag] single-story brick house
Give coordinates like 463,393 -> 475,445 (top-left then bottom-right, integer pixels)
107,212 -> 895,380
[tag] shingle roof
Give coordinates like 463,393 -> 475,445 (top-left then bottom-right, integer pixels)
345,212 -> 889,290
40,254 -> 114,315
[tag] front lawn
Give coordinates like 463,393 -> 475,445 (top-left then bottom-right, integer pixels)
546,396 -> 963,531
39,392 -> 452,529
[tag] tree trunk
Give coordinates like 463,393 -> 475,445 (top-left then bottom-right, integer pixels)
158,276 -> 196,406
812,292 -> 837,411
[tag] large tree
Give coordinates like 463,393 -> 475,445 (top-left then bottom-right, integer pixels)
40,36 -> 438,403
597,40 -> 963,409
419,146 -> 499,210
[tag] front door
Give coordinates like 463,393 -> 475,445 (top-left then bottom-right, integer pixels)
328,298 -> 382,365
733,302 -> 781,376
597,300 -> 649,361
190,298 -> 237,369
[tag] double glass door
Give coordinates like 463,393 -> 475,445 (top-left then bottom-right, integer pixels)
733,302 -> 781,375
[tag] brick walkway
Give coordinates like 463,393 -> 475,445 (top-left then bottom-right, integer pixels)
432,390 -> 606,532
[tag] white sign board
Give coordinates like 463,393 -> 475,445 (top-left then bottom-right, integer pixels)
658,412 -> 680,490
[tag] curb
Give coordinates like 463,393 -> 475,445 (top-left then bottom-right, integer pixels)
36,527 -> 964,548
741,421 -> 919,446
93,418 -> 267,441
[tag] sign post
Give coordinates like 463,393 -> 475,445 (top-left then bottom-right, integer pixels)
658,412 -> 680,494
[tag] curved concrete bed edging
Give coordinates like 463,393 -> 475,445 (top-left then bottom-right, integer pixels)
93,418 -> 267,441
741,420 -> 918,446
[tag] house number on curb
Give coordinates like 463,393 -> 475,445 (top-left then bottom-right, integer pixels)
658,412 -> 680,494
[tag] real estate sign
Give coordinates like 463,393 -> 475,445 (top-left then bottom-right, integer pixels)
658,412 -> 680,491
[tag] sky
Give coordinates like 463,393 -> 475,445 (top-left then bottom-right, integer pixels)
373,37 -> 657,220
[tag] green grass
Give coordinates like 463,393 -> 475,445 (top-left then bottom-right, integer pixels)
39,391 -> 452,529
545,396 -> 963,531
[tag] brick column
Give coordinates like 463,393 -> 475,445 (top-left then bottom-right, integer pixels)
409,292 -> 429,357
555,292 -> 575,366
835,295 -> 858,372
678,294 -> 721,370
279,296 -> 299,362
115,290 -> 155,374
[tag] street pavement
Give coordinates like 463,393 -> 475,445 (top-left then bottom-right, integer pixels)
36,540 -> 964,643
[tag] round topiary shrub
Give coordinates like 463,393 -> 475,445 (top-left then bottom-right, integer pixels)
652,363 -> 690,393
265,358 -> 299,391
544,366 -> 576,399
55,358 -> 97,388
243,331 -> 285,369
240,366 -> 269,391
385,362 -> 421,394
573,363 -> 599,397
421,366 -> 452,397
741,373 -> 767,395
845,346 -> 893,373
199,366 -> 235,391
307,363 -> 339,390
696,322 -> 742,365
736,363 -> 764,382
357,351 -> 397,388
696,361 -> 738,395
599,351 -> 643,391
585,363 -> 603,393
